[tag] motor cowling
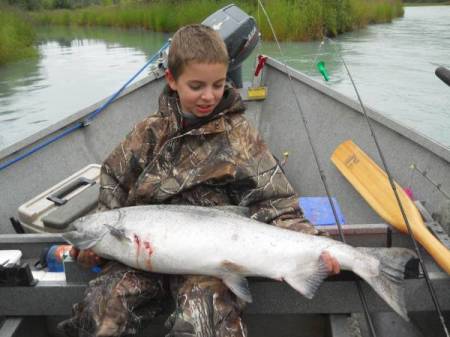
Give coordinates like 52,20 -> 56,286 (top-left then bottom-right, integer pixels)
202,4 -> 260,88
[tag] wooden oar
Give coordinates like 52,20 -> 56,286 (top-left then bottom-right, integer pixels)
331,139 -> 450,275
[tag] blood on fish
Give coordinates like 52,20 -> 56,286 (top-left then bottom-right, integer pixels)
133,234 -> 141,267
133,234 -> 141,251
143,240 -> 154,271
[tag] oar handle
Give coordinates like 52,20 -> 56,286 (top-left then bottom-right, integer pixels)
411,225 -> 450,275
384,184 -> 450,275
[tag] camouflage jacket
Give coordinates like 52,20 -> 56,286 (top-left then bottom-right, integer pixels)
99,85 -> 317,233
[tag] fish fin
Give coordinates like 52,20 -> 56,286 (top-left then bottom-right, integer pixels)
356,247 -> 416,321
62,231 -> 100,250
103,224 -> 129,241
221,273 -> 252,303
284,257 -> 329,300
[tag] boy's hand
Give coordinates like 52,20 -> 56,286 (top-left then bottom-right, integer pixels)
320,251 -> 340,275
70,247 -> 104,269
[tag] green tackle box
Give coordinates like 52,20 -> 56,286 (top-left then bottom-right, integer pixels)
17,164 -> 101,233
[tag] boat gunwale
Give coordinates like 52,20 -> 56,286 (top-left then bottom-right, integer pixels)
265,56 -> 450,164
0,72 -> 164,162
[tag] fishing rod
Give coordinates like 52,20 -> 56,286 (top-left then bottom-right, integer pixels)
409,163 -> 450,201
255,2 -> 379,337
325,37 -> 450,337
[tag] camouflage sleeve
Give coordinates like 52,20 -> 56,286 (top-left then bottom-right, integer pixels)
228,117 -> 321,235
98,117 -> 156,210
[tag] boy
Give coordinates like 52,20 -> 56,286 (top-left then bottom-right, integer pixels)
61,24 -> 339,337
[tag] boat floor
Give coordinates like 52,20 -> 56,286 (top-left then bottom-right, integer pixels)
2,311 -> 449,337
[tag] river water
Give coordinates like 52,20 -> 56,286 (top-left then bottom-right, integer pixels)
0,6 -> 449,151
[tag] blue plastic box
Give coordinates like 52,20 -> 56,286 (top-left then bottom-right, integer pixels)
299,197 -> 346,226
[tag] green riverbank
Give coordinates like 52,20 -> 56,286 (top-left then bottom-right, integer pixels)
405,2 -> 450,5
32,0 -> 404,41
0,7 -> 37,65
0,0 -> 404,65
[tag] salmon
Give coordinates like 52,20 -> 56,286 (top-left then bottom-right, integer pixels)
63,205 -> 415,320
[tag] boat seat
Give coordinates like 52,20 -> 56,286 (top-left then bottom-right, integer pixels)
42,185 -> 99,230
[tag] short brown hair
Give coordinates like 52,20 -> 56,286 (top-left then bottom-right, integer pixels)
168,24 -> 229,80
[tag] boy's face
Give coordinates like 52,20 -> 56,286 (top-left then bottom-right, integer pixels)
166,62 -> 228,118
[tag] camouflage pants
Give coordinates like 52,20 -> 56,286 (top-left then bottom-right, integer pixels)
58,263 -> 247,337
167,275 -> 246,337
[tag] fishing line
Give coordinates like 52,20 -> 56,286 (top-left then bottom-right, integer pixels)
410,163 -> 450,200
408,163 -> 415,196
312,41 -> 325,70
255,2 -> 378,336
326,36 -> 450,337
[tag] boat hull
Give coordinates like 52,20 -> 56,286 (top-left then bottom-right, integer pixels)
1,57 -> 449,337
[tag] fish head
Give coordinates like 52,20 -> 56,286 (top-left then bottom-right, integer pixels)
71,209 -> 118,232
63,209 -> 122,250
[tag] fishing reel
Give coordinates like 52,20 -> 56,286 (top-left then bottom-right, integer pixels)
202,4 -> 260,88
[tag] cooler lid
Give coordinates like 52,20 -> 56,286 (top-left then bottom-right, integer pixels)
0,250 -> 22,266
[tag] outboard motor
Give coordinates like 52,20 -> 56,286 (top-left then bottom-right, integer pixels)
202,4 -> 260,88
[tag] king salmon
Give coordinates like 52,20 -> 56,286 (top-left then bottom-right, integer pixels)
63,205 -> 415,320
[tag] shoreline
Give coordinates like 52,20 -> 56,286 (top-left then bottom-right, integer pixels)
404,1 -> 450,5
0,7 -> 37,65
30,0 -> 404,42
1,0 -> 405,65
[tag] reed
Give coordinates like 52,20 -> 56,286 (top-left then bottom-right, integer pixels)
31,0 -> 404,41
0,7 -> 37,65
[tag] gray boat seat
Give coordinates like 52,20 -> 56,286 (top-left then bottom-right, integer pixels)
42,185 -> 99,230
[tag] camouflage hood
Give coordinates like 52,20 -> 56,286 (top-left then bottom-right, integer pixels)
158,84 -> 246,132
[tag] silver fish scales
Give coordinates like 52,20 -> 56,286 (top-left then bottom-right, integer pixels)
63,204 -> 416,320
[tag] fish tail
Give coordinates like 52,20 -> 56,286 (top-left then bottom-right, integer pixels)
355,247 -> 416,321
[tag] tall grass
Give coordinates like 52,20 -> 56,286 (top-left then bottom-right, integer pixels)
31,0 -> 404,41
255,0 -> 404,40
0,6 -> 37,65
